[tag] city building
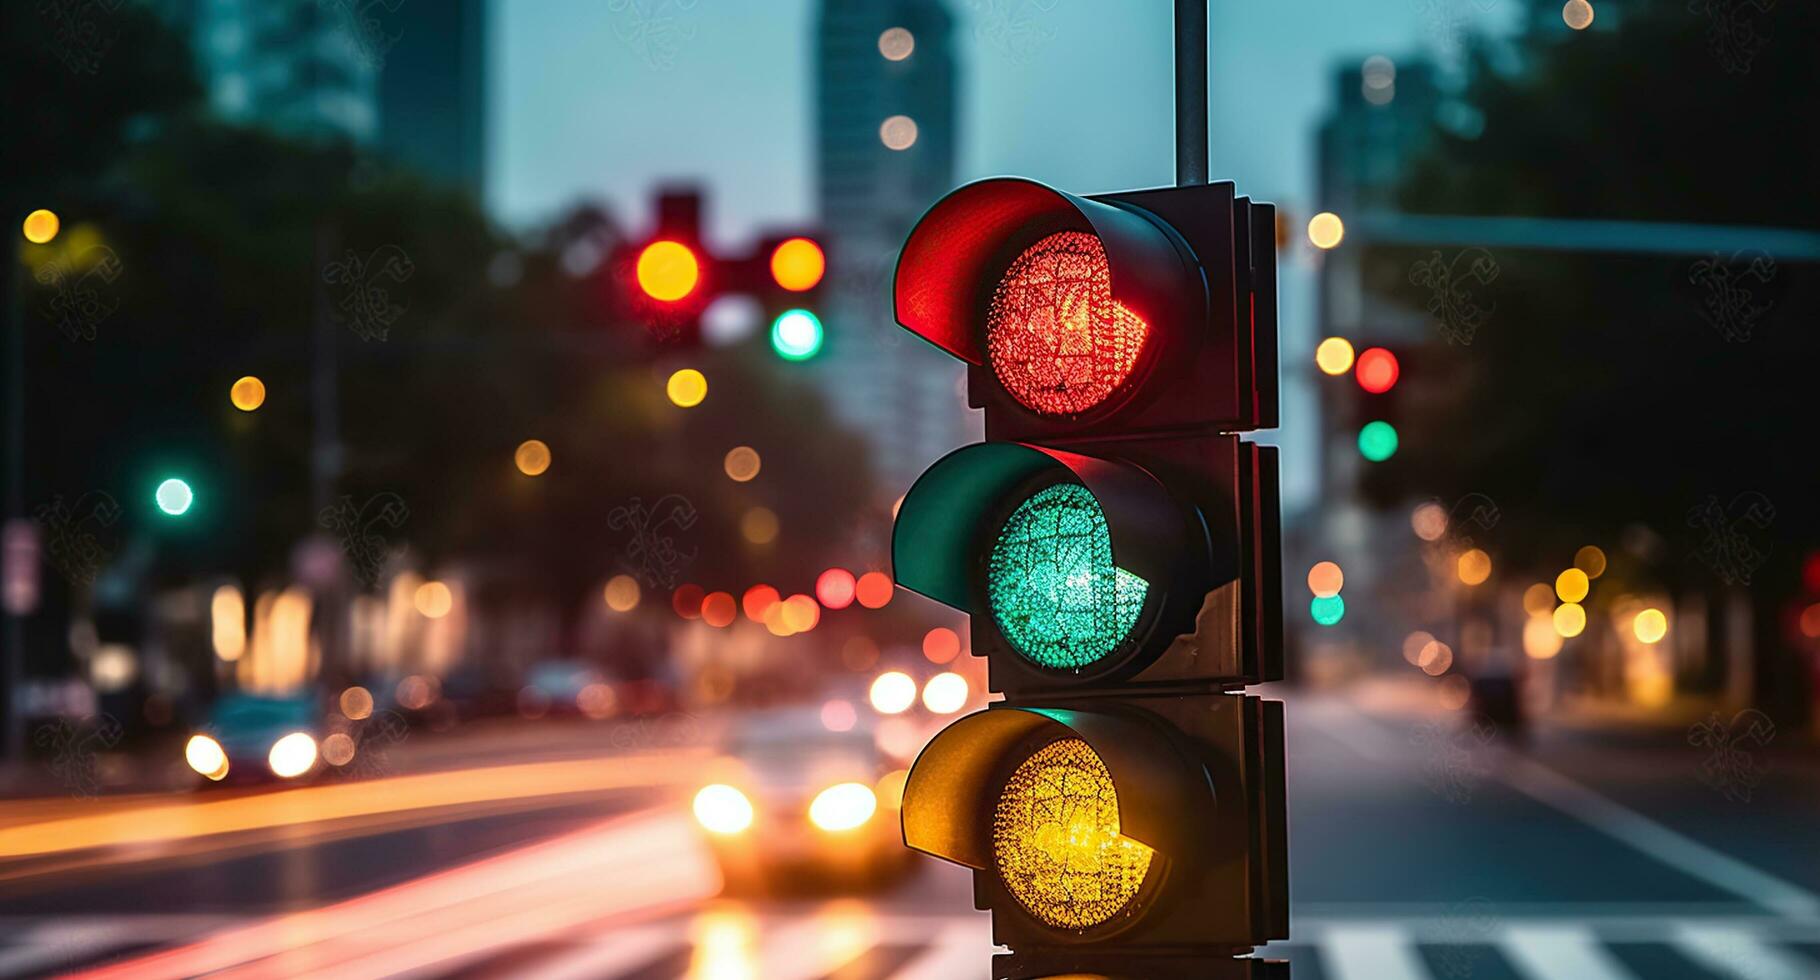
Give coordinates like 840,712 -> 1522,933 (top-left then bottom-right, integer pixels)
376,0 -> 488,196
812,0 -> 970,499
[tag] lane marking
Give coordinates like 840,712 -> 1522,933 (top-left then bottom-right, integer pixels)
887,920 -> 997,980
1319,924 -> 1430,980
1674,922 -> 1819,980
1500,924 -> 1637,980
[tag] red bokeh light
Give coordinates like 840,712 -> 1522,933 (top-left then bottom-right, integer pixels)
742,584 -> 780,622
923,627 -> 961,664
1355,347 -> 1399,394
854,571 -> 894,609
671,584 -> 705,619
985,231 -> 1148,416
701,591 -> 737,628
816,567 -> 857,609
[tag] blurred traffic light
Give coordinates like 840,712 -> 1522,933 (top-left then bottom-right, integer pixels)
1354,347 -> 1399,393
769,309 -> 824,360
154,478 -> 194,517
889,176 -> 1287,976
769,237 -> 825,291
1357,419 -> 1399,461
21,209 -> 59,244
635,240 -> 700,302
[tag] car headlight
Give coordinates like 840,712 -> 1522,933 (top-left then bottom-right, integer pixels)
267,732 -> 318,778
809,782 -> 877,832
186,734 -> 229,781
693,784 -> 754,835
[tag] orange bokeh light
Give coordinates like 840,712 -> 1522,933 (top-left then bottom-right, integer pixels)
635,240 -> 700,302
854,571 -> 894,609
700,591 -> 736,628
781,593 -> 821,632
922,627 -> 961,664
742,584 -> 780,622
769,237 -> 825,292
816,567 -> 857,609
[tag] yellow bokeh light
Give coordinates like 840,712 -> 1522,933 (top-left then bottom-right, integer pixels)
230,376 -> 266,412
1522,583 -> 1556,618
666,368 -> 707,408
635,240 -> 699,302
1556,568 -> 1590,603
1553,601 -> 1587,638
723,446 -> 761,482
741,506 -> 779,545
992,737 -> 1154,931
22,209 -> 59,245
514,439 -> 551,476
604,574 -> 640,612
1563,0 -> 1594,30
769,237 -> 825,291
1456,549 -> 1492,586
1308,212 -> 1345,249
1314,337 -> 1355,375
1523,616 -> 1564,659
1633,608 -> 1668,644
1574,545 -> 1607,579
414,581 -> 453,618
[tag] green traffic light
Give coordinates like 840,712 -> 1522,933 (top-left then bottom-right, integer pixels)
1358,420 -> 1398,462
770,309 -> 824,361
985,482 -> 1147,670
1310,594 -> 1345,626
155,477 -> 194,516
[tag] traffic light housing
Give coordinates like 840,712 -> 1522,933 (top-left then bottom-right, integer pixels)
891,177 -> 1288,978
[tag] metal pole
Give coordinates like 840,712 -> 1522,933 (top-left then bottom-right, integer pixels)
4,232 -> 23,762
1175,0 -> 1209,186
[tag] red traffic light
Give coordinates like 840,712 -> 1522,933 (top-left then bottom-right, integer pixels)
987,231 -> 1149,417
1355,346 -> 1399,393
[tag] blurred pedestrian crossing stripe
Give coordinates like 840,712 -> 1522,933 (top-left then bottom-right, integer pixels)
7,911 -> 1820,979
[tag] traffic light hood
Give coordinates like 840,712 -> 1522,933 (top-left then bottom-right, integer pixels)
891,442 -> 1195,613
893,177 -> 1205,365
900,705 -> 1205,869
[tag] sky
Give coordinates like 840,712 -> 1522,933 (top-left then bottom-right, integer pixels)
489,0 -> 1517,509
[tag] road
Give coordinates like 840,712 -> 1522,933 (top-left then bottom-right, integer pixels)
2,688 -> 1818,979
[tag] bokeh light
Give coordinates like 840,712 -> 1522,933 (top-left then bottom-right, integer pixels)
922,627 -> 961,664
339,686 -> 374,720
1556,568 -> 1590,603
921,672 -> 968,714
22,209 -> 60,244
878,26 -> 914,60
1310,594 -> 1345,626
1354,347 -> 1399,393
321,733 -> 357,767
1801,602 -> 1820,639
155,478 -> 194,517
1403,631 -> 1435,665
816,567 -> 856,609
1358,420 -> 1398,462
414,581 -> 453,618
1456,549 -> 1492,586
665,368 -> 707,407
1315,337 -> 1355,376
1410,502 -> 1447,541
855,571 -> 893,609
672,584 -> 705,619
869,671 -> 916,714
741,507 -> 779,545
1419,641 -> 1454,675
701,591 -> 737,628
230,376 -> 266,412
1553,602 -> 1587,638
770,309 -> 824,360
1563,0 -> 1595,30
723,446 -> 761,482
1438,675 -> 1472,711
742,584 -> 780,621
514,439 -> 551,476
879,114 -> 918,150
635,240 -> 699,301
821,698 -> 857,732
1307,561 -> 1344,598
1574,545 -> 1607,579
1308,212 -> 1345,249
604,574 -> 640,612
781,593 -> 821,632
1523,583 -> 1556,617
1633,608 -> 1668,644
769,237 -> 825,291
1524,617 -> 1564,659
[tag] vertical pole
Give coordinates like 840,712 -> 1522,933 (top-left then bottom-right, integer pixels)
1175,0 -> 1209,186
3,233 -> 21,762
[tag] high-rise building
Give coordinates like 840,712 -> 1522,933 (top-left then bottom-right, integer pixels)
376,0 -> 488,196
813,0 -> 969,499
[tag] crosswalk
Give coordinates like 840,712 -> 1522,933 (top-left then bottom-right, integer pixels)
10,911 -> 1820,980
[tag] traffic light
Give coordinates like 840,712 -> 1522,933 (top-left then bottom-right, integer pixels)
891,176 -> 1287,978
759,234 -> 826,362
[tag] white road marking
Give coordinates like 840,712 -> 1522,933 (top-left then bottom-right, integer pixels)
1500,924 -> 1637,980
888,920 -> 997,980
1320,924 -> 1431,980
1674,922 -> 1819,980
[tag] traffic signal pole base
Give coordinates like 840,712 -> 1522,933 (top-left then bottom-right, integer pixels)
995,950 -> 1290,979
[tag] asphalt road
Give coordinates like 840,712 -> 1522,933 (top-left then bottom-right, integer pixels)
2,690 -> 1817,979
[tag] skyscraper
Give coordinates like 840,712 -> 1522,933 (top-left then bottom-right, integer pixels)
376,0 -> 488,196
813,0 -> 969,499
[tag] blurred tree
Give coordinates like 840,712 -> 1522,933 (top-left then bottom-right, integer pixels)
1366,0 -> 1818,718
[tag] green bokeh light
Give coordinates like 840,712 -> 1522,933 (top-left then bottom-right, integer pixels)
1310,594 -> 1345,626
986,483 -> 1147,670
1358,420 -> 1399,462
769,309 -> 824,361
155,478 -> 194,516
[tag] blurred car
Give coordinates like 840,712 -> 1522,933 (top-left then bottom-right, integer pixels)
516,659 -> 619,719
185,693 -> 323,786
692,708 -> 911,892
